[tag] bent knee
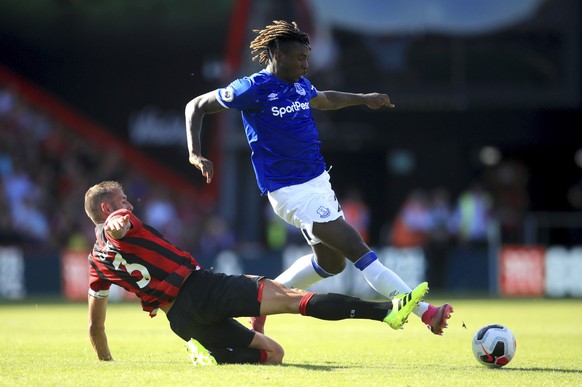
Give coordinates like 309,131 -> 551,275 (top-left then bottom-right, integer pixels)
314,255 -> 346,275
324,259 -> 346,275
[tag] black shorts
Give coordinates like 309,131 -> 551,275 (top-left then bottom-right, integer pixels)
166,269 -> 263,349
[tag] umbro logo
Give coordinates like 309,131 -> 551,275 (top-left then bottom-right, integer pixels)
267,93 -> 279,101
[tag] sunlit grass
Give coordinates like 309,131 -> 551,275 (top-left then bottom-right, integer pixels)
1,298 -> 580,386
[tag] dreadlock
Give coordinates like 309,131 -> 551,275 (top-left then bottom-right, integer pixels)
250,20 -> 311,65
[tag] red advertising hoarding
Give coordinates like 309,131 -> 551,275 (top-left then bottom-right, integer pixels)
499,245 -> 545,296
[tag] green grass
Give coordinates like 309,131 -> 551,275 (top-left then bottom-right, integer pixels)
1,298 -> 581,386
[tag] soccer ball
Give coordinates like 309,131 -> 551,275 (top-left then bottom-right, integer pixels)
472,324 -> 516,367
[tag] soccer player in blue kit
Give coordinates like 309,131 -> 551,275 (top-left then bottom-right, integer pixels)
185,20 -> 453,335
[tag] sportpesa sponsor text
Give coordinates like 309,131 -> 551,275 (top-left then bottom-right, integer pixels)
271,101 -> 310,117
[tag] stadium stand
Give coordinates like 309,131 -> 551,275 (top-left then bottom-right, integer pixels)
0,64 -> 214,255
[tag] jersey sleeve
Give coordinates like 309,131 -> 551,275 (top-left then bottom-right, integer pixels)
306,79 -> 318,100
215,77 -> 258,110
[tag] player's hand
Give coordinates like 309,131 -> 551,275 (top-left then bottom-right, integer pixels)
105,214 -> 131,239
105,214 -> 130,232
365,93 -> 395,109
189,154 -> 214,183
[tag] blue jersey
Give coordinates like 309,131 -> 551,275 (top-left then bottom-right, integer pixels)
216,70 -> 326,195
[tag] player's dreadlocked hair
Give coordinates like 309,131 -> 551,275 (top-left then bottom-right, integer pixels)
250,20 -> 311,65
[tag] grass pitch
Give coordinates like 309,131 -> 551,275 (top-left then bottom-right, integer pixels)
0,298 -> 580,386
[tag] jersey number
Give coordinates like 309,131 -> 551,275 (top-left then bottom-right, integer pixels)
112,253 -> 151,288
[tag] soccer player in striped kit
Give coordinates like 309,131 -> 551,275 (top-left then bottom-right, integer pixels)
185,20 -> 452,336
85,180 -> 427,365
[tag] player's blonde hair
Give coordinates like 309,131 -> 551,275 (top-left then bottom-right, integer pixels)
84,181 -> 123,225
250,20 -> 311,65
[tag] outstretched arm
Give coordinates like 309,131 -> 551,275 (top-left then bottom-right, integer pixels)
104,214 -> 131,240
88,295 -> 113,361
310,90 -> 394,111
185,91 -> 227,183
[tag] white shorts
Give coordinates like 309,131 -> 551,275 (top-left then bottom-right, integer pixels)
267,171 -> 344,245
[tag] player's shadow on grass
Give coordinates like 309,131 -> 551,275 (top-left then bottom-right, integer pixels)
504,367 -> 582,374
280,363 -> 342,371
279,364 -> 582,374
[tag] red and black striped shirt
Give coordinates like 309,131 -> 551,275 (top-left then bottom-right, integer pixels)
88,209 -> 201,317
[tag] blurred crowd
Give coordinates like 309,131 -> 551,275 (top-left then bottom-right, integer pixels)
386,183 -> 494,250
0,85 -> 236,258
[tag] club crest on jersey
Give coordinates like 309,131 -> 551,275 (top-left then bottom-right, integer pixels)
267,93 -> 279,101
221,86 -> 234,102
294,83 -> 306,96
317,206 -> 331,218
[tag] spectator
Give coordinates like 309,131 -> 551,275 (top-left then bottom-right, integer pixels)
0,178 -> 21,243
425,187 -> 453,290
264,201 -> 289,251
0,87 -> 15,117
143,187 -> 183,244
449,181 -> 493,246
486,160 -> 529,243
388,189 -> 432,248
341,187 -> 371,244
3,163 -> 37,213
198,215 -> 237,259
12,195 -> 50,243
427,187 -> 453,245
